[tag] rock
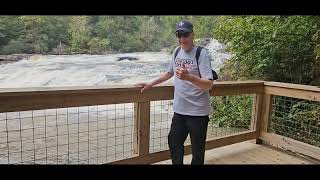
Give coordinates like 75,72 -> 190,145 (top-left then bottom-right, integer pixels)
117,56 -> 139,61
0,54 -> 33,64
195,37 -> 212,47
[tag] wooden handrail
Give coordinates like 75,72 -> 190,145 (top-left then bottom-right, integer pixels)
0,81 -> 264,113
264,82 -> 320,102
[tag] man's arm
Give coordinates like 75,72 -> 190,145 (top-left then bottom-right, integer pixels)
187,75 -> 213,91
137,48 -> 176,93
136,72 -> 173,92
148,72 -> 173,86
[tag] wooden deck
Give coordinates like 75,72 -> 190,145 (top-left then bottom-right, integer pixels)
155,140 -> 320,164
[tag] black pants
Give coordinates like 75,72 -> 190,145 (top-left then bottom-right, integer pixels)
168,112 -> 209,165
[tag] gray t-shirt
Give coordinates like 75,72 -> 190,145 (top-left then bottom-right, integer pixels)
167,46 -> 213,116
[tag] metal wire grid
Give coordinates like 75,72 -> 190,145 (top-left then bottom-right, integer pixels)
0,103 -> 137,164
208,95 -> 254,138
149,100 -> 174,153
270,96 -> 320,147
149,95 -> 254,153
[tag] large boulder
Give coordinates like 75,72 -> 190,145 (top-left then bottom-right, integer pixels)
196,38 -> 233,72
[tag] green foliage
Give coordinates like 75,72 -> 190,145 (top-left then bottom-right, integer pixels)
0,16 -> 25,50
87,38 -> 110,54
18,16 -> 50,53
210,95 -> 253,129
213,16 -> 320,85
190,16 -> 217,38
270,99 -> 320,147
212,16 -> 320,146
0,39 -> 32,54
67,16 -> 92,53
0,15 -> 219,54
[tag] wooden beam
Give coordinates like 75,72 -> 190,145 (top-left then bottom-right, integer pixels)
204,131 -> 258,150
254,94 -> 272,144
264,86 -> 320,102
136,102 -> 150,157
109,151 -> 170,165
264,81 -> 320,92
251,94 -> 263,132
260,132 -> 320,160
210,82 -> 264,96
260,94 -> 273,133
133,103 -> 139,155
0,81 -> 265,113
110,131 -> 257,164
0,81 -> 264,96
0,86 -> 173,112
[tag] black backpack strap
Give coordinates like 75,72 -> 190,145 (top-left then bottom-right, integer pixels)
195,46 -> 217,80
195,46 -> 203,78
195,46 -> 203,64
174,47 -> 181,60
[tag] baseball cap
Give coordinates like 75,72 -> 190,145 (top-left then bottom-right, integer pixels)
175,20 -> 193,33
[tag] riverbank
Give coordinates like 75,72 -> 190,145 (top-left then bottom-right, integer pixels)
0,54 -> 34,64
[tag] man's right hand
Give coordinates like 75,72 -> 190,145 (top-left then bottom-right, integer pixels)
135,82 -> 153,93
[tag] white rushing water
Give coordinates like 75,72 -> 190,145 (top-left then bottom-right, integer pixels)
0,38 -> 232,88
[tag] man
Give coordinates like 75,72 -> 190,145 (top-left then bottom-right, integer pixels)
137,20 -> 213,165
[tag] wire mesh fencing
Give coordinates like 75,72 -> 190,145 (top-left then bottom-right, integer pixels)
149,100 -> 173,153
0,93 -> 257,163
208,94 -> 254,137
149,94 -> 254,153
0,103 -> 137,164
269,96 -> 320,147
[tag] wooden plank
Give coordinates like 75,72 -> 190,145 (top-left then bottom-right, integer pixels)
261,94 -> 273,133
260,132 -> 320,160
264,86 -> 320,102
157,141 -> 317,164
264,81 -> 320,92
254,94 -> 272,144
109,151 -> 170,165
110,131 -> 257,164
204,131 -> 258,150
136,102 -> 150,156
0,81 -> 264,96
251,94 -> 263,131
0,86 -> 174,112
250,94 -> 257,131
213,80 -> 265,86
0,81 -> 265,113
133,103 -> 139,155
210,83 -> 264,96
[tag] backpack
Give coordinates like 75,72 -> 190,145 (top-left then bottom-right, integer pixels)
174,46 -> 218,80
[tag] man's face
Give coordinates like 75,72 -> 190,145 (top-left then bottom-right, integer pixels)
176,31 -> 194,51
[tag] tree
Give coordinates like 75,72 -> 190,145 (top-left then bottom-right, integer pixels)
18,16 -> 51,53
68,16 -> 92,53
87,37 -> 110,54
213,16 -> 320,85
0,16 -> 26,53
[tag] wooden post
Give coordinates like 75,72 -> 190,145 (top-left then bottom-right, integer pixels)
260,94 -> 273,135
133,102 -> 150,158
251,93 -> 264,143
254,94 -> 272,144
133,103 -> 139,154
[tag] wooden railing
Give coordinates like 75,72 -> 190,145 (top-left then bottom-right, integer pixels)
258,82 -> 320,160
0,80 -> 319,164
